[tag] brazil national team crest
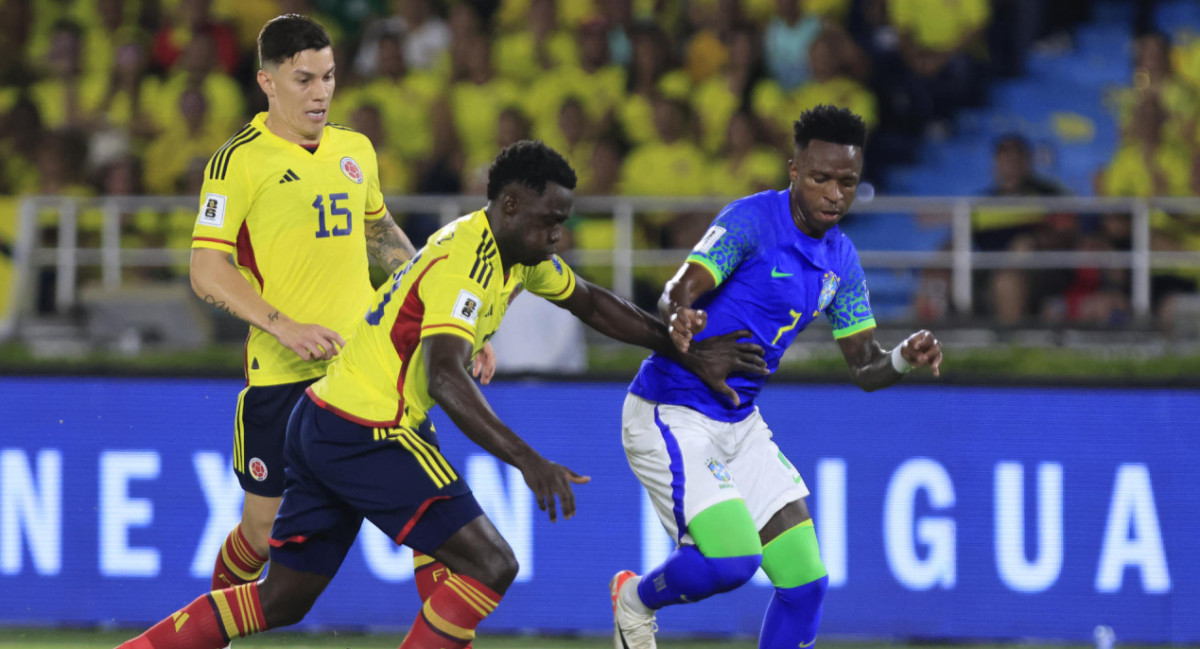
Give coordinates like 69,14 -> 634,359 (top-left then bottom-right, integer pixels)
340,156 -> 363,184
814,271 -> 841,316
706,458 -> 732,484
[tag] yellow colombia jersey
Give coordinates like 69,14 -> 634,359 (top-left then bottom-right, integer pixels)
309,209 -> 577,427
192,112 -> 386,386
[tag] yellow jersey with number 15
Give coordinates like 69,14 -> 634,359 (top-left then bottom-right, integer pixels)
192,112 -> 386,387
309,209 -> 577,428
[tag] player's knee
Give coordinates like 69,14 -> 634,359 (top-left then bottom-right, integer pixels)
708,553 -> 763,592
470,542 -> 519,593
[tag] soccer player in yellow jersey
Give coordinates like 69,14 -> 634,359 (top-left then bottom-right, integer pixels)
117,141 -> 767,649
186,14 -> 498,599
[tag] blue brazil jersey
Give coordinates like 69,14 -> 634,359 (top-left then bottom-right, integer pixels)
629,190 -> 876,422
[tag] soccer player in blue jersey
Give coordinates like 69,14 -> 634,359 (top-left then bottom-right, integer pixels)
610,105 -> 943,649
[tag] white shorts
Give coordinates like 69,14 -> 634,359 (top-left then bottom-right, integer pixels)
621,393 -> 809,546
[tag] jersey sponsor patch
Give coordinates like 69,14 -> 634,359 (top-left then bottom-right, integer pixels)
340,156 -> 363,184
451,289 -> 482,325
693,226 -> 726,254
198,193 -> 227,227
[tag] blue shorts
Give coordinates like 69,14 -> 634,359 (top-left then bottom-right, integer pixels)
234,379 -> 316,497
269,392 -> 482,576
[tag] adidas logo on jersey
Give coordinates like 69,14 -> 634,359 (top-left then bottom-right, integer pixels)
279,169 -> 300,183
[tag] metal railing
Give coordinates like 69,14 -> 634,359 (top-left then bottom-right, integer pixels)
7,194 -> 1200,340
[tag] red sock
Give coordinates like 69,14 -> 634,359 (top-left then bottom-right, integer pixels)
212,524 -> 267,590
122,583 -> 267,649
399,573 -> 499,649
413,551 -> 450,602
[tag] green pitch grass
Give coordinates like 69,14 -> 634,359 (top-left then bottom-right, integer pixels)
0,628 -> 1159,649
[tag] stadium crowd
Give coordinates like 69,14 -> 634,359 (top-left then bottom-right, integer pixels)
0,0 -> 1196,326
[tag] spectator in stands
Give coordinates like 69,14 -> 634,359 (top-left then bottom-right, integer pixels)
790,29 -> 879,132
599,0 -> 635,67
889,0 -> 990,130
542,97 -> 596,190
1095,94 -> 1192,325
151,0 -> 240,74
620,96 -> 709,199
974,134 -> 1074,325
336,32 -> 440,165
358,0 -> 451,78
1113,32 -> 1198,147
681,0 -> 742,86
1100,94 -> 1191,198
153,31 -> 246,136
448,36 -> 521,174
763,0 -> 822,90
693,27 -> 763,154
351,102 -> 412,196
91,39 -> 158,140
464,106 -> 533,195
30,19 -> 87,130
580,137 -> 625,197
143,87 -> 227,196
709,109 -> 783,197
494,0 -> 577,83
397,0 -> 451,71
618,25 -> 689,149
525,19 -> 626,143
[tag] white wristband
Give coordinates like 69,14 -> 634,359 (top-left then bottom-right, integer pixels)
891,343 -> 912,374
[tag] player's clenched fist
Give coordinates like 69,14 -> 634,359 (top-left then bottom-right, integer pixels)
669,307 -> 708,353
899,329 -> 943,376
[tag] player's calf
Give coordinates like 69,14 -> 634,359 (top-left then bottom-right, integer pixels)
399,573 -> 501,649
759,520 -> 828,649
116,583 -> 266,649
211,523 -> 267,590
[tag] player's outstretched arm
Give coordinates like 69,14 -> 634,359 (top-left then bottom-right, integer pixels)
424,334 -> 588,521
555,277 -> 767,405
190,248 -> 344,361
836,328 -> 943,392
659,261 -> 717,353
364,209 -> 417,274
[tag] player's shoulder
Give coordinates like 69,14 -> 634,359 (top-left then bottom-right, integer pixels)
825,224 -> 863,267
718,189 -> 783,224
324,122 -> 375,153
427,211 -> 492,256
204,121 -> 266,182
709,189 -> 782,246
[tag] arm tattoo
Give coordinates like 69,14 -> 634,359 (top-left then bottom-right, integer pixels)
202,294 -> 238,319
268,310 -> 280,322
366,213 -> 416,274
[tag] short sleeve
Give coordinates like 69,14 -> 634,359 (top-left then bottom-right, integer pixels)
826,243 -> 877,339
522,254 -> 577,301
685,202 -> 759,286
191,157 -> 252,254
362,145 -> 387,219
418,264 -> 485,344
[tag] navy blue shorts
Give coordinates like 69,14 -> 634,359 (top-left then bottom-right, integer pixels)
269,393 -> 483,577
234,379 -> 316,497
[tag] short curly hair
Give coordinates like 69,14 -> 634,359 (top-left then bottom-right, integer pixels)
486,140 -> 578,200
793,104 -> 867,150
258,14 -> 331,68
